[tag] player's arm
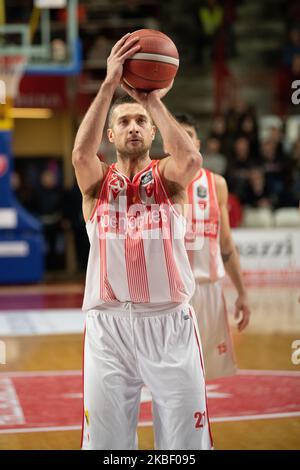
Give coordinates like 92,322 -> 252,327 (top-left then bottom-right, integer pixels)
121,82 -> 202,189
72,33 -> 141,198
215,174 -> 251,332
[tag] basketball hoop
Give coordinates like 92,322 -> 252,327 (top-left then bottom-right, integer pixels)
0,55 -> 28,129
0,55 -> 28,101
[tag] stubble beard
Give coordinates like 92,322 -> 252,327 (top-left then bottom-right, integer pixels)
117,142 -> 151,161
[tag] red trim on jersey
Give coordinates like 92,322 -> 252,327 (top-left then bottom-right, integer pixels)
111,160 -> 153,184
152,162 -> 185,301
80,325 -> 86,449
190,168 -> 203,185
186,177 -> 196,268
98,177 -> 116,302
189,309 -> 214,448
154,161 -> 182,218
206,170 -> 219,281
125,234 -> 150,302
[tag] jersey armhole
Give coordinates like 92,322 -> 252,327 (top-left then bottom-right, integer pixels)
89,166 -> 111,223
208,170 -> 221,216
154,161 -> 182,218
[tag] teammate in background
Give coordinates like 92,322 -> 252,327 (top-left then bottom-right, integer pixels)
176,113 -> 251,380
72,34 -> 212,450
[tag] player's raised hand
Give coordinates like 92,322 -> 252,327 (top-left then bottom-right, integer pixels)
121,79 -> 174,109
106,33 -> 141,86
234,294 -> 251,332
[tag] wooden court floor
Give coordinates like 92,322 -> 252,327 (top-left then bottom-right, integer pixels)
0,282 -> 299,450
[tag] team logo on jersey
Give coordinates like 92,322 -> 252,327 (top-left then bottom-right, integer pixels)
140,170 -> 154,198
197,185 -> 207,198
109,173 -> 125,199
198,200 -> 207,210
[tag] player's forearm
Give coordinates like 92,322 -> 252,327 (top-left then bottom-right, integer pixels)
147,96 -> 202,168
72,80 -> 116,160
222,248 -> 247,296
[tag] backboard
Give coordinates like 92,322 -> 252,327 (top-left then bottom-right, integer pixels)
0,0 -> 81,76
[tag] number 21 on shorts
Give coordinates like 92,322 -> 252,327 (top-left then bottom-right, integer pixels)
194,411 -> 206,429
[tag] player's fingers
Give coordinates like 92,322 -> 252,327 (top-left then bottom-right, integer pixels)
121,81 -> 135,96
238,309 -> 250,331
111,33 -> 132,53
234,305 -> 240,319
119,43 -> 141,62
117,36 -> 140,57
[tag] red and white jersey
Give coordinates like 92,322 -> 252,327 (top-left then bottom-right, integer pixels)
82,160 -> 195,311
187,169 -> 225,283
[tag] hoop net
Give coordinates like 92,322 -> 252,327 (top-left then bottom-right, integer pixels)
0,55 -> 28,103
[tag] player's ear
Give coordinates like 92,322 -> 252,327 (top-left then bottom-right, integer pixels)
107,128 -> 114,143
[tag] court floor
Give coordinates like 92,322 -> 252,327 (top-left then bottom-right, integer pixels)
0,280 -> 299,450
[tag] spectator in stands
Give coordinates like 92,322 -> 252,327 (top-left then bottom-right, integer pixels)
63,183 -> 89,273
282,25 -> 300,67
289,136 -> 300,203
204,136 -> 227,175
236,114 -> 259,157
266,124 -> 286,160
242,167 -> 273,209
210,114 -> 229,154
259,138 -> 284,196
11,170 -> 34,211
198,0 -> 224,61
225,97 -> 257,141
33,168 -> 64,271
226,136 -> 255,201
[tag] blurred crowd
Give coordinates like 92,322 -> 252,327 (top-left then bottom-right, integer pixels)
202,97 -> 300,226
12,162 -> 89,273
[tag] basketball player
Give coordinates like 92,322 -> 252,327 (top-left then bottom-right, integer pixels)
176,113 -> 251,380
72,33 -> 212,450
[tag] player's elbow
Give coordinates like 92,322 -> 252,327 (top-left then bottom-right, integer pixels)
72,148 -> 86,167
186,151 -> 203,172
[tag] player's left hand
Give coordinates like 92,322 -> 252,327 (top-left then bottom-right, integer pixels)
121,80 -> 174,108
234,294 -> 250,332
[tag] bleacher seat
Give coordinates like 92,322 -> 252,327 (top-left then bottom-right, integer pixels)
274,208 -> 300,228
242,207 -> 274,228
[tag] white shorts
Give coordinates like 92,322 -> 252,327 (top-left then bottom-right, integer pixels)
190,281 -> 236,381
81,303 -> 213,450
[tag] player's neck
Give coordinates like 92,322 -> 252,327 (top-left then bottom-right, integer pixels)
115,154 -> 152,180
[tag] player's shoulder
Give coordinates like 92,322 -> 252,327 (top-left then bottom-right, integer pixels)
212,172 -> 228,191
211,172 -> 228,204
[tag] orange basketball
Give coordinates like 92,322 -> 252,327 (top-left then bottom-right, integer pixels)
123,29 -> 179,91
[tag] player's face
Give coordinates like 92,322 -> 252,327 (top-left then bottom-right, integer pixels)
181,124 -> 201,151
108,103 -> 156,157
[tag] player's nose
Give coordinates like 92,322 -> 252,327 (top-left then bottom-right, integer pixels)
128,120 -> 139,133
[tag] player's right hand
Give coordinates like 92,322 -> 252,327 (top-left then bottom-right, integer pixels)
105,33 -> 141,87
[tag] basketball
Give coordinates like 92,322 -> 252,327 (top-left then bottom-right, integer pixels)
122,29 -> 179,91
